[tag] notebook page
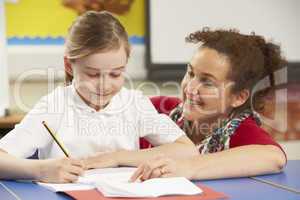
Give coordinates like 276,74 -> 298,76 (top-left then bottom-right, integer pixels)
37,167 -> 202,198
95,177 -> 202,197
37,167 -> 136,192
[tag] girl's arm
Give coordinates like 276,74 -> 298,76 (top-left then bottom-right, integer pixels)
0,150 -> 40,180
83,135 -> 198,169
0,149 -> 84,183
83,95 -> 198,169
130,144 -> 286,181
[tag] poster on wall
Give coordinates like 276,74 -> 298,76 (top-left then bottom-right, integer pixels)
6,0 -> 145,45
5,0 -> 146,80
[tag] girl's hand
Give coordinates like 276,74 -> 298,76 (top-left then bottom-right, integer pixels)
82,152 -> 119,169
129,155 -> 194,182
37,158 -> 84,183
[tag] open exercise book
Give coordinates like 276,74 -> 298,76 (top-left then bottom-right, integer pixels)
38,167 -> 202,198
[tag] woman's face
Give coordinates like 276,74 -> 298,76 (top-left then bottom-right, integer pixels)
181,47 -> 237,122
70,46 -> 127,111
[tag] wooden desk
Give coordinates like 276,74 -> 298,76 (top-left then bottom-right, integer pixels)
0,114 -> 25,129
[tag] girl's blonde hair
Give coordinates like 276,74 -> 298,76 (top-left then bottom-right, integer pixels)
65,11 -> 130,84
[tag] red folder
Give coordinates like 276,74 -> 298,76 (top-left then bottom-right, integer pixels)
62,183 -> 228,200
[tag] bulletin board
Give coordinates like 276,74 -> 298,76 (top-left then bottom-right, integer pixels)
5,0 -> 145,45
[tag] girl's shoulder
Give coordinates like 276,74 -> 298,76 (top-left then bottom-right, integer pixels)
29,85 -> 71,114
39,85 -> 70,101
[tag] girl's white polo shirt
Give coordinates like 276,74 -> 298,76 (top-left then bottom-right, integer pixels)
0,84 -> 185,159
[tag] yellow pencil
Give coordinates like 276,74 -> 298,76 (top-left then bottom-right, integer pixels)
42,121 -> 70,157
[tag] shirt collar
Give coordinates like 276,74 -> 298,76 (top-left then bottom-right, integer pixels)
69,82 -> 123,115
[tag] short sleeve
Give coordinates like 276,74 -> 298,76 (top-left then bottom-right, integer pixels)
0,94 -> 62,158
136,94 -> 185,146
229,117 -> 286,156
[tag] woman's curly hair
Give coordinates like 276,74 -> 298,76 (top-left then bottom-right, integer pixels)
185,27 -> 287,112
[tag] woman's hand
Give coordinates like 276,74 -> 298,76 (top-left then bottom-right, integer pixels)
129,155 -> 195,182
82,152 -> 120,169
37,158 -> 84,183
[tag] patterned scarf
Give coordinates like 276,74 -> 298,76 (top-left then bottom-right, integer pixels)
169,104 -> 261,154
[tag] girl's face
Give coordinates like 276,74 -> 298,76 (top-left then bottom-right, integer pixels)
70,46 -> 127,111
181,47 -> 238,122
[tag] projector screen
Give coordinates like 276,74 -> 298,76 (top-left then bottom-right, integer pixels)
146,0 -> 300,79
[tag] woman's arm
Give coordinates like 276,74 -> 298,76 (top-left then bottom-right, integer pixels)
0,149 -> 84,183
83,135 -> 198,169
187,144 -> 285,180
130,144 -> 286,181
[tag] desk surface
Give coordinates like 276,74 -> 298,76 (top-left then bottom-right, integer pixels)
0,177 -> 299,200
253,159 -> 300,192
0,161 -> 299,200
0,114 -> 24,129
0,180 -> 72,200
201,178 -> 300,200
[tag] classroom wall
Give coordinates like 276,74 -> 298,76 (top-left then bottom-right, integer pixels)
149,0 -> 300,64
7,44 -> 146,80
6,0 -> 300,81
0,1 -> 9,116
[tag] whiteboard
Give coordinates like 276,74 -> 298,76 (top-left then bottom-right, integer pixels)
149,0 -> 300,64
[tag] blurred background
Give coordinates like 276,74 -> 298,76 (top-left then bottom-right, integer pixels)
0,0 -> 299,158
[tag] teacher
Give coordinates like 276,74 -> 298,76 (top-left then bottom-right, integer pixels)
131,28 -> 287,181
